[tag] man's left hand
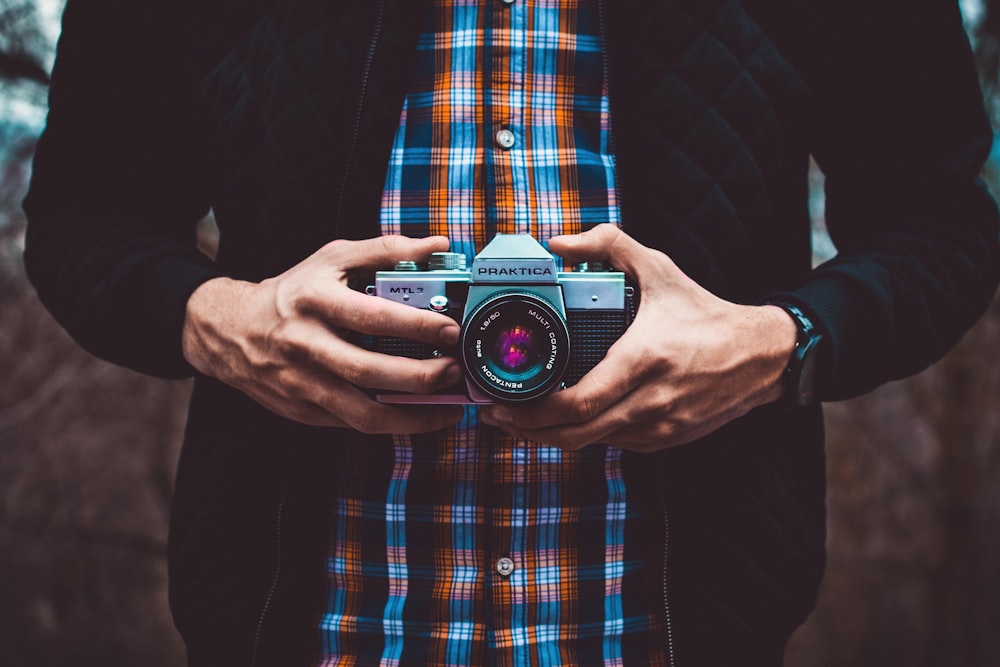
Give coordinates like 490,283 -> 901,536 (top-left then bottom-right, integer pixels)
480,224 -> 799,452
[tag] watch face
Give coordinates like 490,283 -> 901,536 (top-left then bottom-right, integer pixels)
772,302 -> 823,406
796,337 -> 820,405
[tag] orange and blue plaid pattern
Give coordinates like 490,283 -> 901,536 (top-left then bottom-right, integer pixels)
377,0 -> 621,261
316,2 -> 665,664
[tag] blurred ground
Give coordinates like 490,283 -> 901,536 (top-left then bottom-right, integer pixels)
0,137 -> 188,665
786,299 -> 1000,666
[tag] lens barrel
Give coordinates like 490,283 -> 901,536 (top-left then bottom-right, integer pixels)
461,293 -> 570,402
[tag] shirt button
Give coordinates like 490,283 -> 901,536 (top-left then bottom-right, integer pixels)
501,0 -> 516,4
496,557 -> 515,577
495,128 -> 516,150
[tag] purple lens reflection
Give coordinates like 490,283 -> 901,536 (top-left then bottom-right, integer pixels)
493,325 -> 538,372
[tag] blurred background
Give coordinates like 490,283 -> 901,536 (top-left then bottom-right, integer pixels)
1,1 -> 999,665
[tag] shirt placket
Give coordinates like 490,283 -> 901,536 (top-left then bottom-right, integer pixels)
484,3 -> 530,666
488,437 -> 528,667
487,0 -> 529,238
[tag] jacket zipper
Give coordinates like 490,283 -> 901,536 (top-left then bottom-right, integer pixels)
334,0 -> 387,238
596,5 -> 671,655
596,0 -> 626,233
659,482 -> 677,666
251,495 -> 286,667
253,6 -> 386,660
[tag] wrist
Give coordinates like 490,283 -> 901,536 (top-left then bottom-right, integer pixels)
182,276 -> 252,377
754,304 -> 800,405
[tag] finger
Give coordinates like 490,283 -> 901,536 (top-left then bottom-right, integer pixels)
547,225 -> 635,269
252,368 -> 463,433
326,346 -> 463,394
601,416 -> 723,453
549,225 -> 681,288
482,402 -> 623,450
311,380 -> 464,434
557,380 -> 750,452
324,346 -> 463,394
324,235 -> 451,272
482,379 -> 687,451
323,287 -> 461,346
237,366 -> 354,428
277,319 -> 463,393
258,397 -> 352,428
482,335 -> 646,430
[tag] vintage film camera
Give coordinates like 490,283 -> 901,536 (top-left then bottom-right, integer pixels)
366,234 -> 636,404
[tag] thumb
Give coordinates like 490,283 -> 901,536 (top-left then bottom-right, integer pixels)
548,224 -> 617,263
331,235 -> 452,272
549,225 -> 648,277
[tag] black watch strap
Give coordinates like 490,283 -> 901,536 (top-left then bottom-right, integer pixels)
772,303 -> 823,407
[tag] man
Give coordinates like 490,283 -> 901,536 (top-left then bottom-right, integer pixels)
23,0 -> 1000,665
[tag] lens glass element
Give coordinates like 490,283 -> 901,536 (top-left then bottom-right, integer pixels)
493,325 -> 538,373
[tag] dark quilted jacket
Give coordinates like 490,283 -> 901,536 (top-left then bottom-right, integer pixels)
23,0 -> 1000,665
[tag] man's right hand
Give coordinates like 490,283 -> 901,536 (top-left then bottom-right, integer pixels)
182,235 -> 464,433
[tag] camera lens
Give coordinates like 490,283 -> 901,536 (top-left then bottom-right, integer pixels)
461,293 -> 570,402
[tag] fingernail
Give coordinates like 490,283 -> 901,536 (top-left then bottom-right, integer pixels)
440,324 -> 460,346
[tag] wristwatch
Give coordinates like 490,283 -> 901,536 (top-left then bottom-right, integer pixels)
772,303 -> 823,407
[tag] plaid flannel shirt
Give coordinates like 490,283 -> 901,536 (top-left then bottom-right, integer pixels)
315,2 -> 665,665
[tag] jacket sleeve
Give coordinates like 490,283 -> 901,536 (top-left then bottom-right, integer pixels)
772,0 -> 1000,401
22,0 -> 224,378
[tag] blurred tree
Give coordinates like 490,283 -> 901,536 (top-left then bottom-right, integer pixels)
0,0 -> 50,85
1,2 -> 186,664
977,0 -> 1000,99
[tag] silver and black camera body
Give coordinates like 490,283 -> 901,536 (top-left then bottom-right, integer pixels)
365,234 -> 636,404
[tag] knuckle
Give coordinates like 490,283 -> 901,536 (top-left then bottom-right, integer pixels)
654,422 -> 675,441
348,409 -> 382,435
345,295 -> 384,332
594,224 -> 620,248
323,238 -> 350,252
648,354 -> 670,376
271,366 -> 300,394
317,238 -> 352,264
409,316 -> 438,342
377,234 -> 399,258
573,394 -> 601,422
413,364 -> 439,393
598,223 -> 619,240
652,385 -> 675,410
271,328 -> 306,361
407,313 -> 442,342
419,412 -> 450,434
285,282 -> 322,315
336,357 -> 368,386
